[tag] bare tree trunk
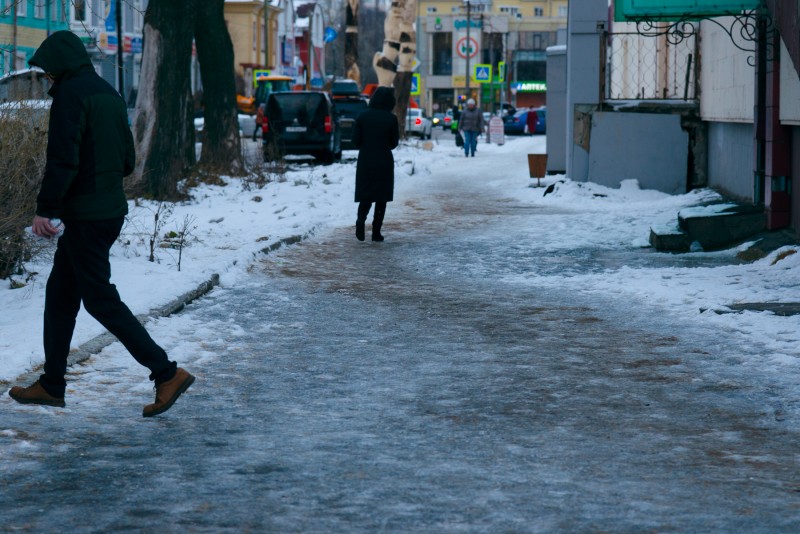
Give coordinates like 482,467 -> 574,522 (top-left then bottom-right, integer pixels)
345,0 -> 360,85
392,0 -> 416,137
372,0 -> 417,137
195,0 -> 243,175
129,0 -> 196,198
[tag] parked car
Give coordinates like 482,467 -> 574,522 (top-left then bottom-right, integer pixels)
503,109 -> 529,135
504,107 -> 547,135
532,106 -> 547,134
334,95 -> 369,150
331,79 -> 361,98
262,91 -> 342,164
405,108 -> 433,139
443,108 -> 454,129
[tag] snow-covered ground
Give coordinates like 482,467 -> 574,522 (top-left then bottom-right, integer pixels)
1,135 -> 798,384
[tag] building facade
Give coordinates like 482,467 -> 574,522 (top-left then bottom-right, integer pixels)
0,0 -> 70,75
295,0 -> 326,89
416,0 -> 568,114
1,1 -> 145,105
225,0 -> 298,97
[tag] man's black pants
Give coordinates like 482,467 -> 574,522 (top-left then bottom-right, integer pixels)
39,218 -> 176,398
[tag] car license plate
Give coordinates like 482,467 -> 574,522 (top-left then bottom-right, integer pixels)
286,126 -> 307,132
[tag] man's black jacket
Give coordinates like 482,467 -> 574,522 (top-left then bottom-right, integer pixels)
29,30 -> 134,220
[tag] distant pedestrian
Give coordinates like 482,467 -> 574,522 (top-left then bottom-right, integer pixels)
253,103 -> 265,141
458,98 -> 485,157
8,31 -> 194,417
451,104 -> 461,133
526,106 -> 539,135
352,86 -> 399,242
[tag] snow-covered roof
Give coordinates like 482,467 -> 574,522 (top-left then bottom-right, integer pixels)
224,0 -> 281,6
0,67 -> 45,83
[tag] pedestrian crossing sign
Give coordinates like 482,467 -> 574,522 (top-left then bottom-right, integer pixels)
253,69 -> 271,86
410,73 -> 421,96
473,64 -> 492,84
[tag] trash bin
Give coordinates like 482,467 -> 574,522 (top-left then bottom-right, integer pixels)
527,154 -> 547,187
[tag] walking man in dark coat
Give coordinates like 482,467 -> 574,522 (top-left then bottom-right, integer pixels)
352,86 -> 399,242
8,31 -> 195,417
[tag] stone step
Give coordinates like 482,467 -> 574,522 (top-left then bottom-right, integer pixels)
677,203 -> 765,250
649,223 -> 692,252
650,202 -> 765,252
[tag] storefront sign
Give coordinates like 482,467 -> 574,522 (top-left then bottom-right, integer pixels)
514,81 -> 547,93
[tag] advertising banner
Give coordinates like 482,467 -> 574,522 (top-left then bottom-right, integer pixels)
452,17 -> 481,87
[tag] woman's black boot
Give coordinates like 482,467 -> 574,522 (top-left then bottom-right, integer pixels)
371,224 -> 384,242
356,220 -> 365,241
372,202 -> 386,242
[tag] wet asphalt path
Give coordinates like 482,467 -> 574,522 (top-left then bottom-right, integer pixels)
2,162 -> 800,532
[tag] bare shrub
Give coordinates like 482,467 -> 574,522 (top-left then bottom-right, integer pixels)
0,101 -> 50,280
242,137 -> 287,190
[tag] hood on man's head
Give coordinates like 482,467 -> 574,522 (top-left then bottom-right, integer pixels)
29,31 -> 92,82
369,86 -> 396,111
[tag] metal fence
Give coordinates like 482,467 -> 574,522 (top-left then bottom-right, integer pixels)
604,32 -> 697,101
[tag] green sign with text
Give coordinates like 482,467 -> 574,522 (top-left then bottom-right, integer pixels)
614,0 -> 759,21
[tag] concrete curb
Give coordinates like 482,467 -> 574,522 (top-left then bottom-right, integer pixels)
6,230 -> 314,387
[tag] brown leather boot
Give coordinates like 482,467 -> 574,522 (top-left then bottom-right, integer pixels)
142,368 -> 195,418
9,380 -> 66,407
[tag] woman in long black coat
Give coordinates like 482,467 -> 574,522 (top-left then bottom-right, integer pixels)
352,86 -> 399,242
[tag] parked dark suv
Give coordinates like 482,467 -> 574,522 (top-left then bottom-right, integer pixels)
334,96 -> 368,150
262,91 -> 341,164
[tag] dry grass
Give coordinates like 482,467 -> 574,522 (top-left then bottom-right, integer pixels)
0,103 -> 49,280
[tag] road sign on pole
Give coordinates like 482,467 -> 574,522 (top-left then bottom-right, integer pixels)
473,64 -> 491,84
253,69 -> 270,87
410,73 -> 421,96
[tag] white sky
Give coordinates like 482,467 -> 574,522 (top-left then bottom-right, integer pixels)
1,134 -> 798,388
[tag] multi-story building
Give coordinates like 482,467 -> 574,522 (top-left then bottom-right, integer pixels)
225,0 -> 299,98
416,0 -> 568,114
1,0 -> 146,105
0,0 -> 70,76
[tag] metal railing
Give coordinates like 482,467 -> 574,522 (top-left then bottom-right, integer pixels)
603,32 -> 697,101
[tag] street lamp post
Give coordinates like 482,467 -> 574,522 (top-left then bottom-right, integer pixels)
116,0 -> 123,97
465,0 -> 471,102
264,0 -> 269,69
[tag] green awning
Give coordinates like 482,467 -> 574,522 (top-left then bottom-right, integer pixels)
614,0 -> 760,22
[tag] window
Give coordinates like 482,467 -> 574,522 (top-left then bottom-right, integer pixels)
1,49 -> 11,75
133,0 -> 143,31
0,0 -> 8,18
72,0 -> 88,24
432,32 -> 452,76
534,7 -> 544,17
253,21 -> 257,50
426,7 -> 437,13
261,24 -> 265,52
499,6 -> 519,16
558,6 -> 568,17
16,0 -> 27,18
35,0 -> 45,18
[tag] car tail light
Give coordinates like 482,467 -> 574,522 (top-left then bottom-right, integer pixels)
415,117 -> 422,126
262,118 -> 269,134
324,115 -> 332,133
